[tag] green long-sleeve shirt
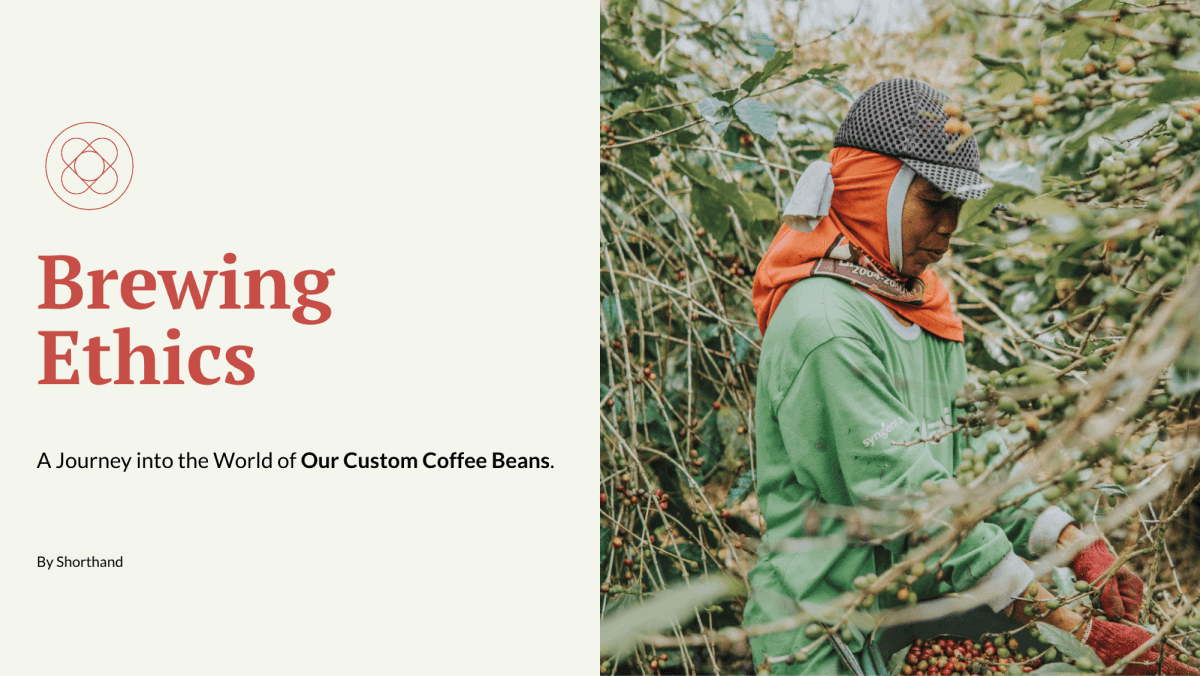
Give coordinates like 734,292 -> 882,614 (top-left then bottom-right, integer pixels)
744,277 -> 1072,675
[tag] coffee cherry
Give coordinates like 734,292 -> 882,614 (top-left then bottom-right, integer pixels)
804,623 -> 824,640
1117,55 -> 1135,74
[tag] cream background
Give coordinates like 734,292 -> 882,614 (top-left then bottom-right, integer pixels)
0,2 -> 593,673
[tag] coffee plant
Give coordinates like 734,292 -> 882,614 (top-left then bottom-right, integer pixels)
600,0 -> 1200,674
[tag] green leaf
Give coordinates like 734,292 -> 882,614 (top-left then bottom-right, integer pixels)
1030,664 -> 1086,673
887,646 -> 909,675
989,70 -> 1025,102
1092,483 -> 1128,497
611,101 -> 640,121
676,161 -> 752,221
691,185 -> 732,241
740,48 -> 793,94
696,97 -> 732,134
634,397 -> 664,425
726,471 -> 755,508
619,143 -> 654,181
673,160 -> 719,190
601,295 -> 636,337
601,39 -> 652,73
712,184 -> 752,222
696,414 -> 723,466
1149,71 -> 1200,104
984,161 -> 1042,194
1052,567 -> 1077,599
601,576 -> 745,656
748,32 -> 776,60
642,24 -> 661,56
1169,335 -> 1200,395
743,191 -> 778,221
601,67 -> 618,92
732,162 -> 764,173
603,70 -> 678,91
733,332 -> 755,366
601,526 -> 612,568
733,99 -> 777,141
778,63 -> 852,100
638,112 -> 671,132
1015,196 -> 1081,233
712,88 -> 739,104
959,182 -> 1031,230
1054,0 -> 1118,61
974,53 -> 1028,82
1059,100 -> 1155,153
1035,622 -> 1102,666
1169,364 -> 1200,395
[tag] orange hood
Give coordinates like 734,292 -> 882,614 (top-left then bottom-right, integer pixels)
752,147 -> 963,342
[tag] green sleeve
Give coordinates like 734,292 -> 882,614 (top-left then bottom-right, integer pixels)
775,338 -> 1028,607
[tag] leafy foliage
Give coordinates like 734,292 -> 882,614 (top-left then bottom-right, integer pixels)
600,1 -> 1200,674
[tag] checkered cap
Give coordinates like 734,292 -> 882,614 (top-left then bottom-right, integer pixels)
834,78 -> 991,200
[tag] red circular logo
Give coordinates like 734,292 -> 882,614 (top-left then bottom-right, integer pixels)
45,122 -> 134,210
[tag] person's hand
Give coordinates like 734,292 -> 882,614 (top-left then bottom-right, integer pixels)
1084,619 -> 1200,675
1070,537 -> 1144,623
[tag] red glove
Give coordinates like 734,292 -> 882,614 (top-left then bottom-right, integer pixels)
1085,619 -> 1200,675
1072,538 -> 1145,623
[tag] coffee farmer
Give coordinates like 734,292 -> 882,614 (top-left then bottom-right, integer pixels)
744,78 -> 1191,675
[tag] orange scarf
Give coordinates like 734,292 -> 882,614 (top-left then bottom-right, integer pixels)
752,148 -> 963,342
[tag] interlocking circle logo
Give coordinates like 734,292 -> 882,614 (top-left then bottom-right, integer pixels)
45,122 -> 133,210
